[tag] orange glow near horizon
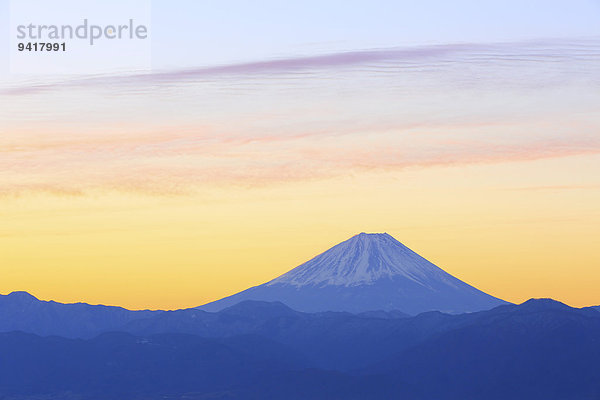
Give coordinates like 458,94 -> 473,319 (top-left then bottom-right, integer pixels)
1,154 -> 599,310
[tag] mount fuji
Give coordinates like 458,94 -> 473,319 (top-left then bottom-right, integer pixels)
199,233 -> 507,315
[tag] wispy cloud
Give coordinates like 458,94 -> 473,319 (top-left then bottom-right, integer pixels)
505,184 -> 600,191
1,38 -> 599,196
2,38 -> 598,96
1,120 -> 598,196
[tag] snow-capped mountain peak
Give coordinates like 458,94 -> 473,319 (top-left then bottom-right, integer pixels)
267,232 -> 451,288
198,232 -> 507,314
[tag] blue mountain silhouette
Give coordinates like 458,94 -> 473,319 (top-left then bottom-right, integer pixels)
0,298 -> 599,399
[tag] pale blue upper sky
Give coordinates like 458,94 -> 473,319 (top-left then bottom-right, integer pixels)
148,0 -> 600,68
0,0 -> 599,77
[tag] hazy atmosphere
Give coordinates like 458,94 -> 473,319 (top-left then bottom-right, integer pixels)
1,0 -> 599,310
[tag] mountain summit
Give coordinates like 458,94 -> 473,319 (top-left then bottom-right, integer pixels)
269,233 -> 457,287
199,233 -> 507,315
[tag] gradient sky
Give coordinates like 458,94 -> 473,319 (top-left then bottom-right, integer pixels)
1,1 -> 599,310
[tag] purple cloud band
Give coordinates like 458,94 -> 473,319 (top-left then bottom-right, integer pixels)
3,38 -> 598,96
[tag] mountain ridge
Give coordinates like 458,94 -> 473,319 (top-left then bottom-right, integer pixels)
1,298 -> 599,399
0,291 -> 161,339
